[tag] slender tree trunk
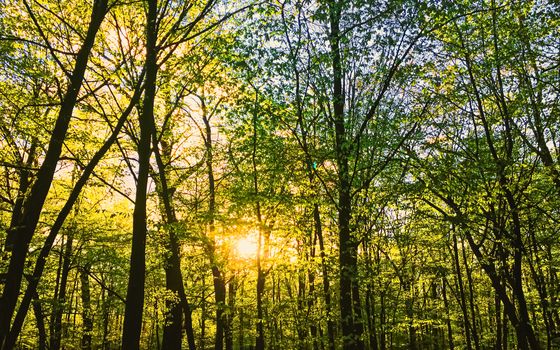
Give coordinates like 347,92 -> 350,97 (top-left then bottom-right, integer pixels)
101,289 -> 110,350
380,291 -> 386,350
238,300 -> 244,350
307,233 -> 319,350
442,277 -> 454,350
495,294 -> 502,350
121,0 -> 157,348
452,233 -> 473,350
0,2 -> 108,346
314,205 -> 336,350
461,240 -> 481,350
404,280 -> 416,350
183,291 -> 197,350
352,263 -> 364,348
366,284 -> 379,350
50,231 -> 74,350
255,226 -> 266,350
502,302 -> 509,350
251,90 -> 267,350
225,277 -> 236,350
212,266 -> 226,350
152,138 -> 187,350
297,256 -> 307,350
200,100 -> 227,350
80,264 -> 93,350
32,293 -> 47,350
527,231 -> 554,348
150,122 -> 197,350
327,1 -> 363,349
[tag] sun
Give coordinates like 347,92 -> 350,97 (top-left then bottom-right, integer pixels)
234,235 -> 259,259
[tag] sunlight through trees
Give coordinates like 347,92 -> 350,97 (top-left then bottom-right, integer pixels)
1,0 -> 559,349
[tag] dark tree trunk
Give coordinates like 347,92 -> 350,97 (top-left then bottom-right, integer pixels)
255,227 -> 266,350
495,295 -> 502,350
297,259 -> 307,350
251,90 -> 267,350
161,261 -> 184,350
152,132 -> 188,350
307,232 -> 318,350
32,294 -> 47,350
461,240 -> 480,350
452,233 -> 473,350
183,292 -> 197,350
225,277 -> 236,350
527,229 -> 555,348
365,285 -> 379,350
314,205 -> 336,350
510,215 -> 540,350
502,303 -> 508,350
200,278 -> 207,350
327,1 -> 363,349
102,289 -> 110,350
50,231 -> 73,350
80,264 -> 93,350
212,266 -> 226,350
442,278 -> 454,350
0,1 -> 108,347
404,280 -> 416,350
121,0 -> 157,348
201,100 -> 227,350
150,113 -> 197,350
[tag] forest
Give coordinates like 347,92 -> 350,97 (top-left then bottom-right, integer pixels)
0,0 -> 559,349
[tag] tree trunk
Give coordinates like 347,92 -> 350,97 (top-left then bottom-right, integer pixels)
201,99 -> 227,350
452,233 -> 473,350
152,139 -> 188,350
366,284 -> 379,350
80,264 -> 93,350
297,257 -> 307,350
404,280 -> 416,350
442,277 -> 454,350
327,1 -> 363,349
495,295 -> 502,350
150,114 -> 197,350
255,227 -> 266,350
212,266 -> 226,350
121,0 -> 157,348
32,293 -> 47,350
50,231 -> 74,350
461,240 -> 480,350
251,90 -> 267,350
183,291 -> 197,350
314,204 -> 336,350
307,232 -> 319,350
527,230 -> 555,349
161,262 -> 184,350
225,277 -> 236,350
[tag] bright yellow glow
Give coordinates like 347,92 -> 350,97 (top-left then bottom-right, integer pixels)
234,235 -> 259,259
